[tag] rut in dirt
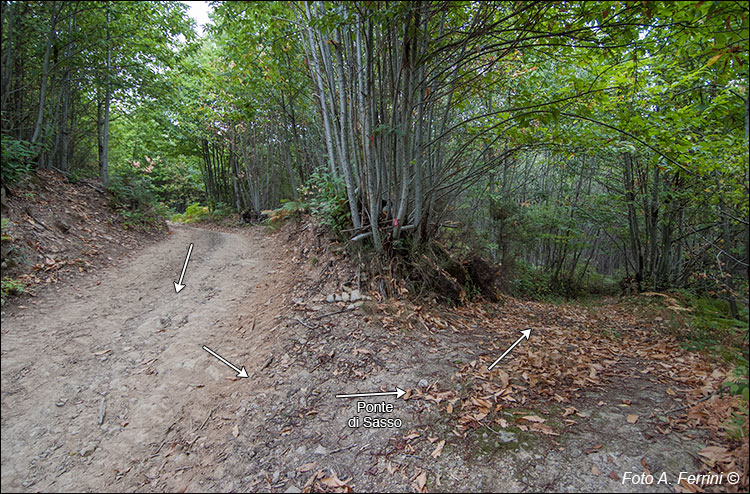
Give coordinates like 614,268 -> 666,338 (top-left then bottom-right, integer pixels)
0,224 -> 284,492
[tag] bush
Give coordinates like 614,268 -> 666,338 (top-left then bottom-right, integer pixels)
262,200 -> 308,229
510,260 -> 555,299
1,135 -> 37,186
108,164 -> 166,229
299,169 -> 350,233
1,277 -> 25,305
171,203 -> 210,223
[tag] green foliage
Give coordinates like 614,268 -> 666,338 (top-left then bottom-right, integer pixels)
170,202 -> 234,223
1,218 -> 12,242
107,164 -> 166,230
262,200 -> 308,230
675,293 -> 749,362
510,260 -> 556,300
1,277 -> 26,305
1,136 -> 37,186
723,362 -> 749,441
298,169 -> 350,233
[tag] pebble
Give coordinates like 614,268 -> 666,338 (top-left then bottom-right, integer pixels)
496,431 -> 517,443
325,294 -> 335,303
418,379 -> 429,388
350,290 -> 361,301
272,470 -> 280,483
314,445 -> 328,455
296,445 -> 307,455
80,442 -> 97,457
284,486 -> 302,493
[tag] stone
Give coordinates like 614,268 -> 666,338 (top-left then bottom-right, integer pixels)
296,445 -> 307,455
350,290 -> 361,301
418,379 -> 429,388
314,445 -> 328,455
80,442 -> 97,457
341,292 -> 350,302
284,486 -> 302,493
496,431 -> 516,443
334,294 -> 343,302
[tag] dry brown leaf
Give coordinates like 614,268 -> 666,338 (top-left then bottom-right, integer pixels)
321,473 -> 351,490
626,414 -> 639,424
522,414 -> 545,423
414,471 -> 427,492
679,478 -> 704,493
609,471 -> 620,480
640,457 -> 651,476
591,465 -> 600,476
528,422 -> 559,435
430,440 -> 446,458
297,462 -> 317,473
585,444 -> 602,454
562,407 -> 576,417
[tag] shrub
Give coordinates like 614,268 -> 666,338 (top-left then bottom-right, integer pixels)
262,200 -> 308,229
1,277 -> 25,305
1,135 -> 37,186
107,165 -> 166,229
299,169 -> 350,233
171,203 -> 210,223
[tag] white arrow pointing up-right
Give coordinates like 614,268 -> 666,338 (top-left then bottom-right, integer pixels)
488,329 -> 532,370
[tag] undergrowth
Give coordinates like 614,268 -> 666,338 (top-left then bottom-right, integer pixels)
170,202 -> 234,224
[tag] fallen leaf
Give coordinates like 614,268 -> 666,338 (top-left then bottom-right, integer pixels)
585,444 -> 602,454
609,471 -> 620,480
626,414 -> 639,424
414,471 -> 427,491
232,424 -> 239,437
592,465 -> 600,476
430,440 -> 446,458
528,422 -> 559,435
297,462 -> 317,473
522,414 -> 545,423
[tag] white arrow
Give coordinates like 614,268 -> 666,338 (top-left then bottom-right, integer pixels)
487,329 -> 532,370
336,387 -> 406,399
202,345 -> 248,378
174,243 -> 193,293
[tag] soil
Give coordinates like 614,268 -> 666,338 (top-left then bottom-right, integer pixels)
1,218 -> 744,493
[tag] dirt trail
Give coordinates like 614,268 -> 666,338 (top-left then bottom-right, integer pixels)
1,223 -> 286,492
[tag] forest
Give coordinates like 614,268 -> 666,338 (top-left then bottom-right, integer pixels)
1,1 -> 749,493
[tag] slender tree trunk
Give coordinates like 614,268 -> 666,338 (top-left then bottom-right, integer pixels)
99,3 -> 111,185
31,1 -> 58,146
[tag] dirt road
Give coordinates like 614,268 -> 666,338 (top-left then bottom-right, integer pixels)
1,223 -> 287,492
